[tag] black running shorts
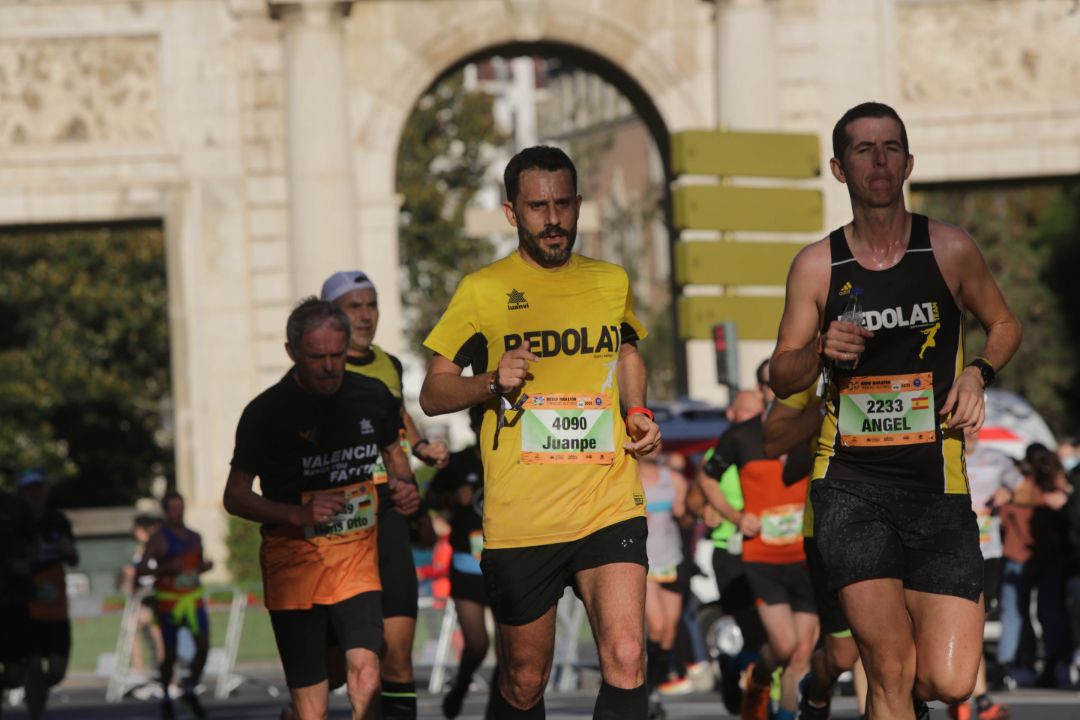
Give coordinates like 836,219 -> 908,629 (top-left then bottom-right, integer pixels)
804,536 -> 849,636
268,590 -> 382,688
811,478 -> 982,602
744,561 -> 816,614
30,619 -> 72,657
378,499 -> 419,619
480,516 -> 647,627
450,568 -> 489,606
0,603 -> 32,663
712,547 -> 754,615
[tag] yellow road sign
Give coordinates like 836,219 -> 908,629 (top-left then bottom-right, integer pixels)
671,130 -> 820,178
673,185 -> 822,233
675,240 -> 805,286
678,295 -> 785,341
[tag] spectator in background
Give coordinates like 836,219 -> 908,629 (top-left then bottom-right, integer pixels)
660,453 -> 714,698
949,429 -> 1021,719
1063,450 -> 1080,677
18,470 -> 79,720
998,444 -> 1073,688
120,514 -> 165,676
0,485 -> 36,713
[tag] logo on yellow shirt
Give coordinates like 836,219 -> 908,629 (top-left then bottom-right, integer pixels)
506,289 -> 529,311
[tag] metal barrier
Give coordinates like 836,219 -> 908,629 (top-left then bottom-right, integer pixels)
214,587 -> 250,699
422,589 -> 593,695
105,586 -> 154,703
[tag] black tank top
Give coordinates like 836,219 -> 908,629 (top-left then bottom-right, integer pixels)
814,214 -> 968,493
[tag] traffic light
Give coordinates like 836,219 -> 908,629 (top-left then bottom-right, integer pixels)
713,321 -> 739,388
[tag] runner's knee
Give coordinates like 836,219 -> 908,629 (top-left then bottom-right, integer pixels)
867,654 -> 914,691
347,662 -> 380,706
602,634 -> 644,678
503,664 -> 546,708
914,668 -> 975,704
824,636 -> 858,674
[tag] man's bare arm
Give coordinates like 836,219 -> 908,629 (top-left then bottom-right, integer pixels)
403,408 -> 449,468
934,223 -> 1023,429
420,349 -> 539,416
419,355 -> 489,416
383,442 -> 421,516
695,467 -> 740,524
616,340 -> 647,409
771,240 -> 874,398
617,341 -> 661,454
762,399 -> 822,459
770,242 -> 830,398
223,467 -> 344,527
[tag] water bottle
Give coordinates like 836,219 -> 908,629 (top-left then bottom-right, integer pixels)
835,287 -> 864,369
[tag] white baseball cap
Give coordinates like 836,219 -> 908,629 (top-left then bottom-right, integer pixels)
320,271 -> 376,304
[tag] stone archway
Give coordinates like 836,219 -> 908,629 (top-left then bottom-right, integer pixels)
342,0 -> 715,359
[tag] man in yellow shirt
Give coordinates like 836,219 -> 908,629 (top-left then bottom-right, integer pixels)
420,146 -> 661,719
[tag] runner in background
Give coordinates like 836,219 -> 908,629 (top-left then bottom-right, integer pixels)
426,406 -> 497,720
321,270 -> 447,720
0,486 -> 36,716
138,492 -> 212,720
696,390 -> 768,715
18,470 -> 79,720
762,383 -> 869,720
640,446 -> 687,719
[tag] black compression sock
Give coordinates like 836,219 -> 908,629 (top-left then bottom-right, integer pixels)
489,684 -> 545,719
645,641 -> 669,691
381,679 -> 417,720
593,681 -> 647,720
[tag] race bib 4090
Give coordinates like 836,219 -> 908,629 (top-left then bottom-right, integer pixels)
520,393 -> 615,465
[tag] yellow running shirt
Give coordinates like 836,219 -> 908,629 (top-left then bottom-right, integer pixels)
424,252 -> 648,549
346,344 -> 404,400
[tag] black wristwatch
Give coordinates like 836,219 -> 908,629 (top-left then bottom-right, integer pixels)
968,357 -> 995,388
411,438 -> 430,460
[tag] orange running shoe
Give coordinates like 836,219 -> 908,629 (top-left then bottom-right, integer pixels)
977,703 -> 1010,720
947,702 -> 972,720
740,663 -> 771,720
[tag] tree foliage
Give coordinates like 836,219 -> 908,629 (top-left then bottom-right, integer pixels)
912,184 -> 1073,433
0,224 -> 173,505
396,73 -> 510,349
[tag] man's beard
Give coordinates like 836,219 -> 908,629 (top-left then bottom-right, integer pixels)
517,222 -> 577,268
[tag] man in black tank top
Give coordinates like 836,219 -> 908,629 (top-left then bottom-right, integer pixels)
768,102 -> 1022,720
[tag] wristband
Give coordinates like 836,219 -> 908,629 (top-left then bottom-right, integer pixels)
411,438 -> 430,460
627,406 -> 654,421
488,371 -> 502,396
968,357 -> 995,388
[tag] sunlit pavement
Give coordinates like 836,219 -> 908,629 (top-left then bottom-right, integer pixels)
4,671 -> 1080,720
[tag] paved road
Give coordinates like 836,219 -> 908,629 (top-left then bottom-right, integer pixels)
5,677 -> 1080,719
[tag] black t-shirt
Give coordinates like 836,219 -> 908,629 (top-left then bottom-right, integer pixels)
0,491 -> 36,605
31,508 -> 75,574
704,416 -> 765,478
704,415 -> 811,487
428,447 -> 484,554
231,371 -> 403,526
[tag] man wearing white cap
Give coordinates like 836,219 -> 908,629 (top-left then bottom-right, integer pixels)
321,270 -> 447,720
